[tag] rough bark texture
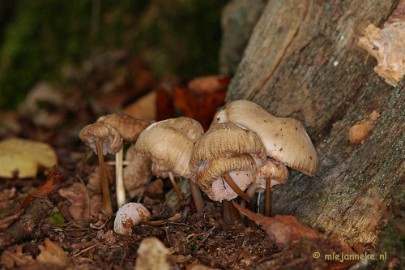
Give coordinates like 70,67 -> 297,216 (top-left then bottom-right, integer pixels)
225,0 -> 404,246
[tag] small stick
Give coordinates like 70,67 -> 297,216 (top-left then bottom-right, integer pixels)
96,141 -> 113,215
0,198 -> 53,250
168,172 -> 183,202
223,173 -> 250,202
265,177 -> 271,216
115,148 -> 125,207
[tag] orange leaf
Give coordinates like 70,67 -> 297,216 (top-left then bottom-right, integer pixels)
232,202 -> 321,249
20,169 -> 62,209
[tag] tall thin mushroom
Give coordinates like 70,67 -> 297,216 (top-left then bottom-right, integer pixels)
215,100 -> 319,216
97,114 -> 150,207
79,122 -> 122,215
134,117 -> 205,212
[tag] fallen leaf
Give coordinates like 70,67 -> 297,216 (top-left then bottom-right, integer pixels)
233,203 -> 357,269
0,138 -> 57,178
20,169 -> 62,209
0,244 -> 34,269
173,85 -> 226,130
123,91 -> 157,122
187,75 -> 230,94
59,182 -> 101,221
36,238 -> 68,266
233,202 -> 324,248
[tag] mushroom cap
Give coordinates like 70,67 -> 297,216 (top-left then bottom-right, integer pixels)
191,122 -> 267,168
197,154 -> 256,201
79,122 -> 122,155
209,109 -> 228,129
256,158 -> 289,190
114,202 -> 151,235
134,117 -> 204,178
223,100 -> 319,176
97,114 -> 150,142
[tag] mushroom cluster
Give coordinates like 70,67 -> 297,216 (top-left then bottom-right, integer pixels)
209,100 -> 319,215
80,100 -> 318,227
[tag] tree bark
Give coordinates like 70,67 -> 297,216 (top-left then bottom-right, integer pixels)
225,0 -> 404,246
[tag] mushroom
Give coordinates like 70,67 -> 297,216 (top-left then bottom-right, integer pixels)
79,122 -> 122,215
191,122 -> 267,203
134,117 -> 205,212
114,202 -> 151,235
97,114 -> 150,207
215,100 -> 319,216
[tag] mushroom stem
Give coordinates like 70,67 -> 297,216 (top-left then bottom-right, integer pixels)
190,181 -> 204,213
115,148 -> 125,207
265,177 -> 271,216
96,141 -> 113,215
168,171 -> 183,202
223,173 -> 250,203
222,200 -> 232,225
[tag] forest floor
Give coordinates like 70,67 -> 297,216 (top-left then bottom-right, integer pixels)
0,53 -> 371,270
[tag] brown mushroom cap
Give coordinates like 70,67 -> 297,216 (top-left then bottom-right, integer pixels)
97,114 -> 150,142
197,154 -> 256,201
79,122 -> 122,155
134,117 -> 204,178
223,100 -> 319,176
191,122 -> 267,168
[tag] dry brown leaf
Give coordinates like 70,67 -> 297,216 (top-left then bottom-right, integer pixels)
36,238 -> 68,266
0,244 -> 34,269
123,91 -> 157,122
187,75 -> 230,94
87,165 -> 115,193
59,182 -> 101,221
0,138 -> 57,178
233,202 -> 324,249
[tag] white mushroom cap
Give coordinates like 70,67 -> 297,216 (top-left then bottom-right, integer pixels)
223,100 -> 319,176
197,154 -> 256,201
114,202 -> 151,235
79,122 -> 122,155
191,122 -> 267,168
134,117 -> 204,179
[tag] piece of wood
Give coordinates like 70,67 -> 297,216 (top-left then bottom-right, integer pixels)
225,0 -> 404,246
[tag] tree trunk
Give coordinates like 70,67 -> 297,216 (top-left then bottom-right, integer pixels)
225,0 -> 404,246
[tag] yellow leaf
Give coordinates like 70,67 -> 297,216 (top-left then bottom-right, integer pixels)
0,138 -> 57,178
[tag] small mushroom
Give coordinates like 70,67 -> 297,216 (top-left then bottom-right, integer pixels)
97,114 -> 150,207
216,100 -> 319,216
79,122 -> 122,215
114,202 -> 151,235
191,122 -> 267,202
134,117 -> 205,212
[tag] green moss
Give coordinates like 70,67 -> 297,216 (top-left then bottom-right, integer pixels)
0,0 -> 92,109
0,0 -> 227,110
375,184 -> 405,269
